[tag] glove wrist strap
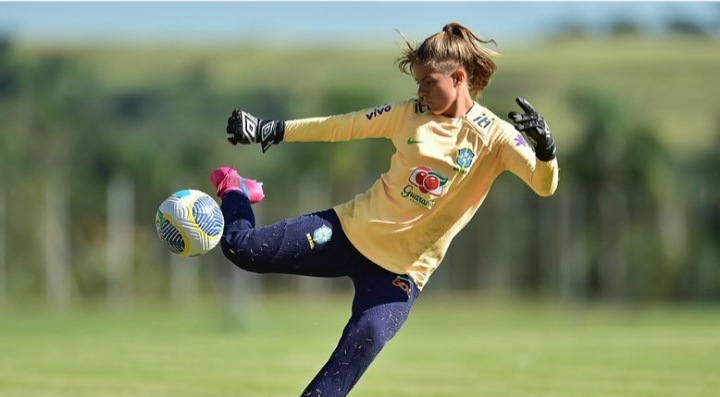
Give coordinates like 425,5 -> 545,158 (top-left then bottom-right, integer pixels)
534,137 -> 556,162
259,120 -> 285,153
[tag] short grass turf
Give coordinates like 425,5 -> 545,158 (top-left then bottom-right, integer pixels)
0,294 -> 718,397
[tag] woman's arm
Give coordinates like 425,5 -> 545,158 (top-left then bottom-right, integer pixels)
499,98 -> 559,196
284,101 -> 411,143
497,119 -> 559,197
225,101 -> 413,151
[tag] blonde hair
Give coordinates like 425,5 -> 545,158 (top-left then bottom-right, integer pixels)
395,22 -> 500,97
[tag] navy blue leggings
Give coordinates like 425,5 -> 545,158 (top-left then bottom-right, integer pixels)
219,190 -> 418,397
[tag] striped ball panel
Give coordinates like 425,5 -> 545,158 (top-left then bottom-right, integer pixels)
193,195 -> 224,237
155,210 -> 185,254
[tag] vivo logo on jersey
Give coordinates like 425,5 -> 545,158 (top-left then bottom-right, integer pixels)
366,105 -> 392,120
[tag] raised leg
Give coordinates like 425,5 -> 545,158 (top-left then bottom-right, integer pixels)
220,190 -> 350,278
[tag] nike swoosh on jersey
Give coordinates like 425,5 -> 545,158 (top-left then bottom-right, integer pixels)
407,138 -> 424,144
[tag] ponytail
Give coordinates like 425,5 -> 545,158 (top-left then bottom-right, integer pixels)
395,22 -> 500,97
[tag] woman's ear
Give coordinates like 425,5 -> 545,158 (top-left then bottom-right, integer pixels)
452,69 -> 467,86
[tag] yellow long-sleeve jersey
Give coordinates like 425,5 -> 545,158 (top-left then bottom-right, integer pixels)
284,99 -> 559,290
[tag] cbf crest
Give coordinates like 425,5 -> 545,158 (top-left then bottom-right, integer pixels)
452,148 -> 475,175
456,148 -> 475,168
312,225 -> 333,245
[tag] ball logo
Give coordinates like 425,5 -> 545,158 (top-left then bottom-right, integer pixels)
408,166 -> 448,197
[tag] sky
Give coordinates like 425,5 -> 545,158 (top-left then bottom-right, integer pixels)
0,2 -> 717,47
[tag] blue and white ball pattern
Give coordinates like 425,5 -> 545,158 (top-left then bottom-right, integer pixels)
155,189 -> 224,257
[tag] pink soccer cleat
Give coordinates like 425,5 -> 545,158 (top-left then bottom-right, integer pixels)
210,166 -> 265,204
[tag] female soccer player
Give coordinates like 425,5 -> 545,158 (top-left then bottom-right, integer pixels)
212,22 -> 559,397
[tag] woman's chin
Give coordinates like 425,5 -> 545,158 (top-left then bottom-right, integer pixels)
425,103 -> 440,114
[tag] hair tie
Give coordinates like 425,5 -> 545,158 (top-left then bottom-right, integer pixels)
443,23 -> 464,38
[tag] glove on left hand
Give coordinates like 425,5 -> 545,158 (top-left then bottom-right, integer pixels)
508,97 -> 557,162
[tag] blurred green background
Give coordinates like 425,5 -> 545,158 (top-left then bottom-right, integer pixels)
0,2 -> 718,396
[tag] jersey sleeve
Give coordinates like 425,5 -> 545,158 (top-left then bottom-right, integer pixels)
496,120 -> 559,197
282,100 -> 413,142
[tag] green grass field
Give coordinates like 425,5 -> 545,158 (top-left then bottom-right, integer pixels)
1,295 -> 718,397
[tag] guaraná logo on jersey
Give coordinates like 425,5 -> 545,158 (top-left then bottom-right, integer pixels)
402,167 -> 448,209
366,104 -> 392,120
409,166 -> 448,196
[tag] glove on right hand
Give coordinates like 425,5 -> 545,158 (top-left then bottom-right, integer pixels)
226,109 -> 285,153
507,97 -> 557,162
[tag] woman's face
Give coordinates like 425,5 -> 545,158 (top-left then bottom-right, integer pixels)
412,62 -> 459,117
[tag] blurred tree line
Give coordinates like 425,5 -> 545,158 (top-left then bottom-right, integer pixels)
0,31 -> 718,307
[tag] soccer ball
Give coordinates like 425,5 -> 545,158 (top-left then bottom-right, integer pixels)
155,189 -> 224,257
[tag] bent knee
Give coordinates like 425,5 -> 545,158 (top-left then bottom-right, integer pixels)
220,239 -> 269,274
356,314 -> 406,350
